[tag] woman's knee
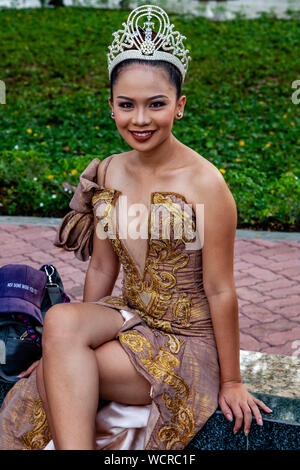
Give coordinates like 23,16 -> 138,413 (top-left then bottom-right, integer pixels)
43,303 -> 80,345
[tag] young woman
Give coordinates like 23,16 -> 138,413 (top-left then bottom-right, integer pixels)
0,5 -> 271,450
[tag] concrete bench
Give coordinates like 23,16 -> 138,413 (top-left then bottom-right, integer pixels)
187,350 -> 300,450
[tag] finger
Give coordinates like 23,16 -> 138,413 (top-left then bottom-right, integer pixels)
18,360 -> 39,378
253,397 -> 273,414
231,405 -> 244,434
241,402 -> 253,435
219,396 -> 233,422
17,370 -> 29,378
248,400 -> 263,426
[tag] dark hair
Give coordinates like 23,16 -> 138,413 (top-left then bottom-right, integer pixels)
110,27 -> 182,102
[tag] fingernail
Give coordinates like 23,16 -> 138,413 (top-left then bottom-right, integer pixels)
258,418 -> 263,426
226,413 -> 233,421
244,429 -> 250,435
268,408 -> 273,412
233,430 -> 238,434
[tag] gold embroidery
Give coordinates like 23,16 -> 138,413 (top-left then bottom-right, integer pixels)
100,296 -> 127,307
121,330 -> 152,355
120,330 -> 196,449
152,194 -> 196,243
21,400 -> 51,450
137,311 -> 173,333
141,348 -> 180,380
163,333 -> 184,354
173,293 -> 192,327
92,191 -> 199,336
93,189 -> 120,238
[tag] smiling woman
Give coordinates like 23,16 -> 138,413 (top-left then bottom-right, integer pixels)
108,31 -> 186,155
0,4 -> 272,451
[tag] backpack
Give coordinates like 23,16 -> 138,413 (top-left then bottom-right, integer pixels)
0,264 -> 70,399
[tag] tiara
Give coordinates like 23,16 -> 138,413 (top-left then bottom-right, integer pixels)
107,4 -> 191,83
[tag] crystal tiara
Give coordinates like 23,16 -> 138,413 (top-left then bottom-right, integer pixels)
107,4 -> 191,83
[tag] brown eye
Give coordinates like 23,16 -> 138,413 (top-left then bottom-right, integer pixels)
151,101 -> 165,107
119,102 -> 132,108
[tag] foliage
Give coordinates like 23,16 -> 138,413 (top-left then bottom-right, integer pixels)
0,7 -> 299,229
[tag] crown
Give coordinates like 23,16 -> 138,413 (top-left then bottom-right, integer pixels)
107,4 -> 191,83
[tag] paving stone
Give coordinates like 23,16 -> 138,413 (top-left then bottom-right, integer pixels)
1,225 -> 299,357
236,287 -> 272,304
267,250 -> 300,263
269,284 -> 300,298
239,253 -> 272,268
239,333 -> 263,351
246,266 -> 281,281
240,306 -> 282,324
238,315 -> 258,329
234,261 -> 254,271
266,328 -> 300,346
255,245 -> 299,257
259,343 -> 296,356
262,295 -> 299,310
246,319 -> 298,338
235,276 -> 261,288
277,305 -> 299,319
278,266 -> 300,277
255,278 -> 296,292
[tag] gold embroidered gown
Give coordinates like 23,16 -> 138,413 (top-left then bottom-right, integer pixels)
0,156 -> 220,450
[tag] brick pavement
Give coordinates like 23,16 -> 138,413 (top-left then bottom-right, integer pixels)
0,223 -> 299,357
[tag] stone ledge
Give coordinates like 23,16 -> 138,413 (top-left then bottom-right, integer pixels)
187,350 -> 300,450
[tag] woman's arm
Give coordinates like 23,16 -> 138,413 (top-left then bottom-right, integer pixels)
83,212 -> 121,302
193,167 -> 272,434
199,171 -> 241,384
83,159 -> 121,302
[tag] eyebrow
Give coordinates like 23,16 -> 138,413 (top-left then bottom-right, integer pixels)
116,94 -> 169,100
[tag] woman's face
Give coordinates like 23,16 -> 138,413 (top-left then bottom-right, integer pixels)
108,64 -> 186,151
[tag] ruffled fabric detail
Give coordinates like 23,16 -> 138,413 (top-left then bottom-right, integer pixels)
54,158 -> 102,262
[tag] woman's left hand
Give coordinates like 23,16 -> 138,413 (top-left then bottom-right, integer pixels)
17,360 -> 40,379
218,381 -> 273,435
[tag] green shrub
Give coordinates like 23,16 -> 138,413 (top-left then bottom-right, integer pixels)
0,8 -> 299,229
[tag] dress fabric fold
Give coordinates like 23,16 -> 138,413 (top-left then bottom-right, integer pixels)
0,157 -> 220,450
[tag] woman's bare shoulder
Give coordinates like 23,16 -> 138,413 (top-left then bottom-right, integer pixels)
188,150 -> 236,207
96,152 -> 129,185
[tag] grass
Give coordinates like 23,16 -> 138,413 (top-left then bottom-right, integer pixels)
0,7 -> 299,230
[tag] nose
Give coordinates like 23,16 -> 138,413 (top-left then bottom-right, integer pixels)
132,106 -> 151,126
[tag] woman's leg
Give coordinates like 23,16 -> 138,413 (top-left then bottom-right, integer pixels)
41,302 -> 125,450
94,339 -> 152,405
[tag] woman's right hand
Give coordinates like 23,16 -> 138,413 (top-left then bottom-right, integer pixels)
17,360 -> 40,379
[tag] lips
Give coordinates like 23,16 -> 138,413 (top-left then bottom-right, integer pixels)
129,130 -> 157,142
129,130 -> 156,135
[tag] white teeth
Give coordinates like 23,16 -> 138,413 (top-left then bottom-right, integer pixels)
132,132 -> 153,137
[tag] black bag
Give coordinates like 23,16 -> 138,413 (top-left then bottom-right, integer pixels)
0,264 -> 70,396
40,264 -> 71,321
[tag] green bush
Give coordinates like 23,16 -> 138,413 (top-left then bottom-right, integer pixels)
0,8 -> 299,229
0,150 -> 104,217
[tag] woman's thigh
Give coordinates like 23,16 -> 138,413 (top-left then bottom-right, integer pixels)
43,302 -> 125,349
95,339 -> 152,406
37,339 -> 152,407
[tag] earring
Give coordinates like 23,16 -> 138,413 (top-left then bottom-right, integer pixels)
111,111 -> 115,117
177,112 -> 182,118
